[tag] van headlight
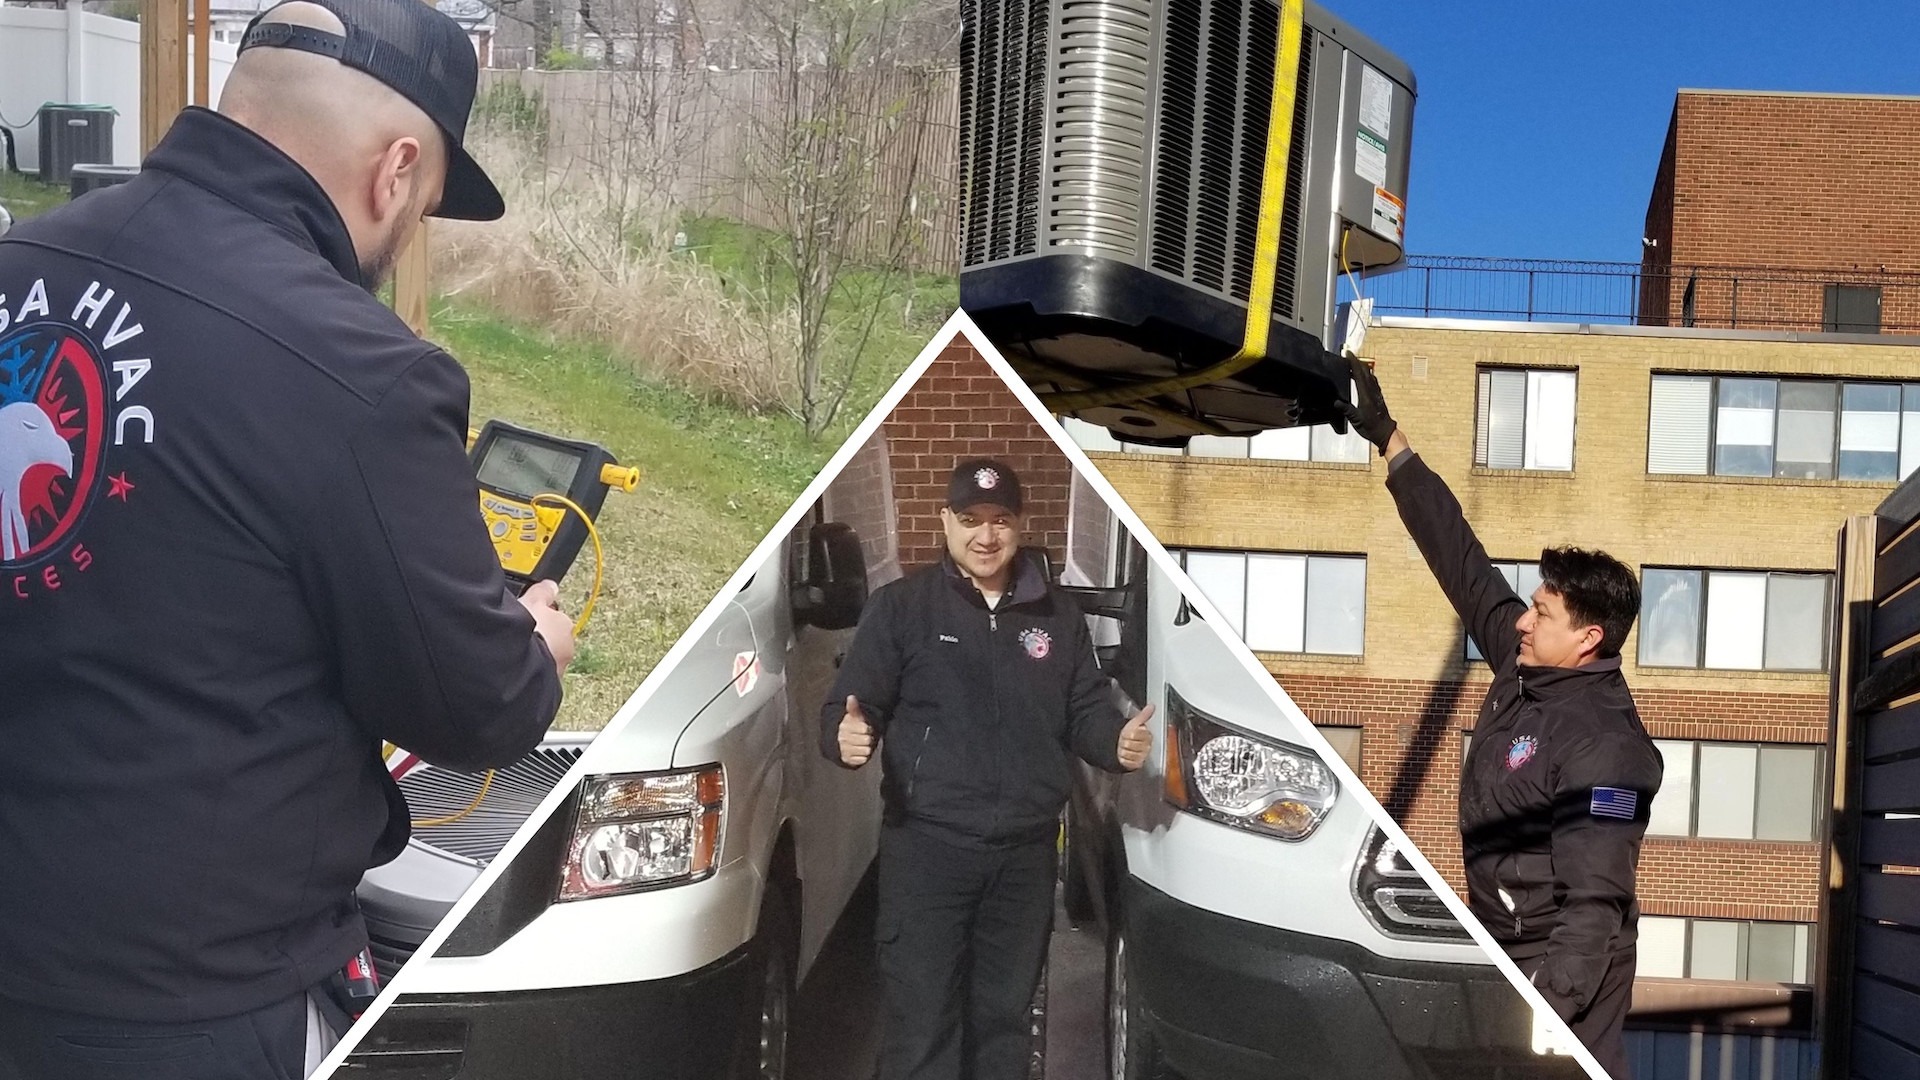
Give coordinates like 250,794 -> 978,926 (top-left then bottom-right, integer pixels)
558,766 -> 724,901
1162,687 -> 1336,841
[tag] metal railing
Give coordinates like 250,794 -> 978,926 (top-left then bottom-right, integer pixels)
1359,255 -> 1920,335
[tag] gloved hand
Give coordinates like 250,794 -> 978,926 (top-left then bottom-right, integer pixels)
1339,354 -> 1397,456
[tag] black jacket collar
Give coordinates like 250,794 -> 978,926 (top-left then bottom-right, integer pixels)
942,548 -> 1049,610
1517,655 -> 1621,700
143,107 -> 365,288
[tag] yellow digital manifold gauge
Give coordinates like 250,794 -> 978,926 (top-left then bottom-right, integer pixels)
469,420 -> 638,593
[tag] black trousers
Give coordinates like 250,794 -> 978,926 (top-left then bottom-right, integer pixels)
1514,945 -> 1636,1080
875,824 -> 1055,1080
0,990 -> 319,1080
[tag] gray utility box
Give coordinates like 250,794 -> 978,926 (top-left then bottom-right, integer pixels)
37,104 -> 117,187
69,164 -> 141,201
957,0 -> 1415,443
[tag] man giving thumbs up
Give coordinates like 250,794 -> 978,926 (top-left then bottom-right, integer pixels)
820,458 -> 1149,1080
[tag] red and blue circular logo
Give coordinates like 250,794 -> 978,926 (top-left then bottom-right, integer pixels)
1506,734 -> 1539,772
1019,627 -> 1051,660
0,324 -> 108,569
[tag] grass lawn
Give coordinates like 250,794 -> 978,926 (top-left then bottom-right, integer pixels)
1,171 -> 72,223
431,295 -> 929,730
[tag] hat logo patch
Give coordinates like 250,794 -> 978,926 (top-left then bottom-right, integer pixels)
975,467 -> 999,489
1019,627 -> 1051,659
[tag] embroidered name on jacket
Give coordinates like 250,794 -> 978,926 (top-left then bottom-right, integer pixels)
1590,786 -> 1638,820
1019,627 -> 1051,659
938,633 -> 959,644
0,277 -> 154,599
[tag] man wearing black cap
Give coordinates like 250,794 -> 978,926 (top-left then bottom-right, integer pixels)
821,458 -> 1154,1080
0,2 -> 568,1076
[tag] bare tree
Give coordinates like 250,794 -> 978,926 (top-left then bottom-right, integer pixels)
740,0 -> 944,436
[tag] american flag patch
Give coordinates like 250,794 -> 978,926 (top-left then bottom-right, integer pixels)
1590,787 -> 1638,820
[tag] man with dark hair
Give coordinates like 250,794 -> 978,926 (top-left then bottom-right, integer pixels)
1342,359 -> 1661,1078
823,458 -> 1152,1080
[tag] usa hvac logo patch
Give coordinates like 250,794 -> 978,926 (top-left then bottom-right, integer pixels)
1505,735 -> 1538,771
975,467 -> 1000,490
1019,627 -> 1051,660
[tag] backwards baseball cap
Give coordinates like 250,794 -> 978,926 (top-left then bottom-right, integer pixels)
240,0 -> 504,221
948,459 -> 1023,515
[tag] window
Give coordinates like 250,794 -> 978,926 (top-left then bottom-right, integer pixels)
1465,561 -> 1540,661
1316,726 -> 1364,772
1475,368 -> 1576,470
1637,916 -> 1813,984
1648,374 -> 1920,481
1172,549 -> 1367,656
1062,417 -> 1370,463
1824,284 -> 1882,334
1647,739 -> 1823,841
1637,568 -> 1829,671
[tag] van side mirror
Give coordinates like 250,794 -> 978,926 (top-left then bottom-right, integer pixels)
794,522 -> 868,630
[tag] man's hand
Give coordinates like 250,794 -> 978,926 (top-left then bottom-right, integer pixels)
1339,354 -> 1398,456
518,580 -> 576,676
838,696 -> 877,768
1116,704 -> 1154,771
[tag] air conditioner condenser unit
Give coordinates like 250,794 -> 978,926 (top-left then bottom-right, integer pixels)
958,0 -> 1415,443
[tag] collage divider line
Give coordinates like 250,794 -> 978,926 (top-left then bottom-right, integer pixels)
312,309 -> 973,1078
954,313 -> 1615,1080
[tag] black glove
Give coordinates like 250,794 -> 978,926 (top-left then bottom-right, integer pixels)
1340,354 -> 1396,455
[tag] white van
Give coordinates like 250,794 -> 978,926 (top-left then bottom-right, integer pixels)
1059,486 -> 1582,1080
345,434 -> 900,1079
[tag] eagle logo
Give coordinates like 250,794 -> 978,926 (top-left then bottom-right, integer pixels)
0,325 -> 107,568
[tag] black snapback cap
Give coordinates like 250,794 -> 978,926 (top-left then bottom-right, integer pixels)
947,459 -> 1023,515
240,0 -> 504,221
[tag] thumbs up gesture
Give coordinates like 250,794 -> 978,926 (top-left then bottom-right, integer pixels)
838,696 -> 876,768
1116,704 -> 1154,772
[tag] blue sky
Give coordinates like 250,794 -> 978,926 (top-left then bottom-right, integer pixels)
1328,0 -> 1920,264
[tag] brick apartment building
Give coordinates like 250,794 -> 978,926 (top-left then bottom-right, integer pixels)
1060,90 -> 1920,1014
1639,89 -> 1920,333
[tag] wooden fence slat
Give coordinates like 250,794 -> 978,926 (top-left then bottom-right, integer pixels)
1861,817 -> 1920,868
1874,583 -> 1920,654
1853,645 -> 1920,713
1876,516 -> 1920,604
1865,699 -> 1920,761
1856,923 -> 1920,983
1863,757 -> 1920,813
1852,1023 -> 1920,1080
1860,869 -> 1920,924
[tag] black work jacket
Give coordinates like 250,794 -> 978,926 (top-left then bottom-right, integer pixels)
1387,453 -> 1662,1023
820,551 -> 1129,848
0,108 -> 560,1021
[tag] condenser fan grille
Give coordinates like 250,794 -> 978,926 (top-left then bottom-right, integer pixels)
1147,0 -> 1312,306
399,747 -> 583,863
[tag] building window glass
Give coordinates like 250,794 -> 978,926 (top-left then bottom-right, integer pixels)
1638,916 -> 1813,984
1824,284 -> 1882,335
1649,374 -> 1920,481
1646,740 -> 1822,841
1475,368 -> 1576,470
1637,568 -> 1830,672
1061,417 -> 1370,462
1464,561 -> 1540,661
1172,549 -> 1367,656
1317,726 -> 1363,772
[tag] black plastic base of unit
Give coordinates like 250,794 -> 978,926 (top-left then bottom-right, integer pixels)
959,254 -> 1349,441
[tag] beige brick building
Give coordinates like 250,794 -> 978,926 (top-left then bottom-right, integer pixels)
1070,317 -> 1918,993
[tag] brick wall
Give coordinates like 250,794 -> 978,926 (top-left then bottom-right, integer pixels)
883,343 -> 1071,573
1643,91 -> 1920,331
